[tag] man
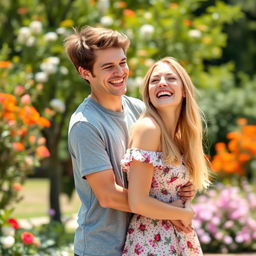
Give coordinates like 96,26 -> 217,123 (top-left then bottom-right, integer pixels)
65,26 -> 195,256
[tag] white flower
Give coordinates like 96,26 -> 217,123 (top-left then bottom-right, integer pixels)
100,16 -> 113,26
17,27 -> 31,44
60,66 -> 69,75
50,99 -> 65,113
35,72 -> 48,83
29,21 -> 42,34
144,12 -> 152,19
98,0 -> 109,13
188,29 -> 202,38
44,32 -> 58,42
40,62 -> 57,74
47,57 -> 60,65
40,57 -> 60,74
56,27 -> 67,35
26,36 -> 36,47
1,227 -> 15,236
139,24 -> 154,38
0,236 -> 15,248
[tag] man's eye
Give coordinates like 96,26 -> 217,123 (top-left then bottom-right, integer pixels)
104,66 -> 113,70
120,61 -> 126,66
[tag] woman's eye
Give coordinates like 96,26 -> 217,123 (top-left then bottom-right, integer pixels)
120,62 -> 126,66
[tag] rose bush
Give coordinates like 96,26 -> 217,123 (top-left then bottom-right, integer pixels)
0,210 -> 73,256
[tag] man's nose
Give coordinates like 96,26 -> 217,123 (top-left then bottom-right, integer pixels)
114,65 -> 123,75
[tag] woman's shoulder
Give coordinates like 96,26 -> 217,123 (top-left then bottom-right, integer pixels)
130,116 -> 161,151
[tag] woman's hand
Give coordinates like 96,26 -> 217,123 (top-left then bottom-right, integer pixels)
170,199 -> 193,233
181,201 -> 194,227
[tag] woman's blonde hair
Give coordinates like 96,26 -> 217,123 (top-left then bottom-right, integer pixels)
141,57 -> 210,190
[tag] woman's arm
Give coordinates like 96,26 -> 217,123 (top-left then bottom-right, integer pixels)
128,117 -> 194,224
128,160 -> 194,223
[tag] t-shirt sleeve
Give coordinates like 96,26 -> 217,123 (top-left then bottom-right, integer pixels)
69,121 -> 112,178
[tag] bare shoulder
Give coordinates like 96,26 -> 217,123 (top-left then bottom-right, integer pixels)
130,116 -> 161,151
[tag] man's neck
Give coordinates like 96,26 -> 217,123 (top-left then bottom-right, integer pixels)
90,94 -> 123,112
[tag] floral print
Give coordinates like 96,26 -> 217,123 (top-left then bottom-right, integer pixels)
121,148 -> 203,256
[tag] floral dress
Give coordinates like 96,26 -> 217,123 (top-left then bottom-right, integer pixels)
121,148 -> 203,256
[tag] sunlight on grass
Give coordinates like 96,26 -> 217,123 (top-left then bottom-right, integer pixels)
13,178 -> 80,219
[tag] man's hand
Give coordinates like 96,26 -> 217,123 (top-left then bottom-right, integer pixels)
170,220 -> 193,233
177,181 -> 196,201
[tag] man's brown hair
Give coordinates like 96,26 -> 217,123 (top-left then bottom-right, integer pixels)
64,26 -> 130,74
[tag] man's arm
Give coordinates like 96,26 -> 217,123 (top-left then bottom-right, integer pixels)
86,169 -> 131,212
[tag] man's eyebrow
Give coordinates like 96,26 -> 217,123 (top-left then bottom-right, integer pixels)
100,58 -> 127,68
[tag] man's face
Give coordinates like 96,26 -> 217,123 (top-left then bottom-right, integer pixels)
85,47 -> 129,98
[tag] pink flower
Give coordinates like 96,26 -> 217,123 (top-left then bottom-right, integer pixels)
187,241 -> 193,248
14,85 -> 25,95
134,243 -> 144,255
154,233 -> 161,242
128,228 -> 134,234
21,94 -> 31,105
21,232 -> 34,244
170,245 -> 176,253
162,220 -> 172,230
168,177 -> 178,183
139,224 -> 146,231
8,218 -> 20,229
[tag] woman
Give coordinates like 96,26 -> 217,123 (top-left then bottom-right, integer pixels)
121,57 -> 210,255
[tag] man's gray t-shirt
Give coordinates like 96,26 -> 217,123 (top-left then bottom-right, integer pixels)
68,95 -> 144,256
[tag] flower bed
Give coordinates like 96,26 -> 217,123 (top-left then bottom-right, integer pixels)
193,182 -> 256,253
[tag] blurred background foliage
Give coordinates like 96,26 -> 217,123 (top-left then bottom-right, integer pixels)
0,0 -> 256,223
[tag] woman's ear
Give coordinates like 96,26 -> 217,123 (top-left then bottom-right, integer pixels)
78,66 -> 91,81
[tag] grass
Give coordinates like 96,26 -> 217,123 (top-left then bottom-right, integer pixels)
12,178 -> 80,219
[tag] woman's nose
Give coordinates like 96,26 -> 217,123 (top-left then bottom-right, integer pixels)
158,76 -> 167,87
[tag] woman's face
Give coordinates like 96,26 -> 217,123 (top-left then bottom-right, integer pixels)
148,62 -> 184,109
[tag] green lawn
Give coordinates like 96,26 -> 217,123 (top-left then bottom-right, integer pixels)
13,178 -> 80,219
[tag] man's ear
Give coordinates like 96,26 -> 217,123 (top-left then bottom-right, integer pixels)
78,66 -> 91,81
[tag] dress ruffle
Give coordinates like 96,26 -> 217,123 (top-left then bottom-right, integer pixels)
121,148 -> 164,172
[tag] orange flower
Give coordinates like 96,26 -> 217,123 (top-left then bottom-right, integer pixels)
3,112 -> 17,121
238,153 -> 250,162
17,127 -> 27,136
215,142 -> 226,152
36,146 -> 50,158
44,108 -> 55,116
183,19 -> 193,26
123,9 -> 135,17
169,3 -> 179,9
17,7 -> 28,14
0,61 -> 12,68
37,117 -> 51,128
12,142 -> 25,151
237,118 -> 247,126
12,183 -> 23,191
228,140 -> 238,153
19,106 -> 40,125
29,135 -> 37,144
37,137 -> 46,145
117,1 -> 127,8
226,131 -> 240,140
